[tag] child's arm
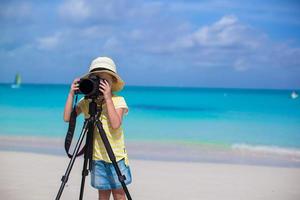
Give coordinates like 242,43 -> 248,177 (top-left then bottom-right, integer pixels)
105,98 -> 125,129
99,79 -> 124,129
63,78 -> 81,122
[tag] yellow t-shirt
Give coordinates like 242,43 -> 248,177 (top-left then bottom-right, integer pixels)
77,95 -> 129,166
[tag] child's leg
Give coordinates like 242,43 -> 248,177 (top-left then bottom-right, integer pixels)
98,189 -> 111,200
111,188 -> 126,200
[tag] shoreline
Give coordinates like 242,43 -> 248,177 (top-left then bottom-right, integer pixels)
1,151 -> 300,200
1,135 -> 300,168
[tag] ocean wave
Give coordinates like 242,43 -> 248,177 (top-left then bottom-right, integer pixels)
231,143 -> 300,157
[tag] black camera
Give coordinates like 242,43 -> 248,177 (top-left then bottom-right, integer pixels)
77,74 -> 103,98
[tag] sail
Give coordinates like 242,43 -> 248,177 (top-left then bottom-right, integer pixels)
11,73 -> 21,88
15,73 -> 21,85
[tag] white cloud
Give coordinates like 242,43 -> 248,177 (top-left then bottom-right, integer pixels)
168,1 -> 300,25
183,15 -> 264,49
58,0 -> 118,22
58,0 -> 165,24
36,33 -> 62,50
58,0 -> 91,22
130,14 -> 299,72
79,25 -> 115,39
103,37 -> 122,52
0,2 -> 32,19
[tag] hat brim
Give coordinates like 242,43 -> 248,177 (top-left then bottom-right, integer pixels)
80,70 -> 124,92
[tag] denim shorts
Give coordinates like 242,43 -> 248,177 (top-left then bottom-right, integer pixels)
91,158 -> 132,190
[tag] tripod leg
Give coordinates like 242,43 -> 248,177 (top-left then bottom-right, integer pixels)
95,120 -> 132,200
79,121 -> 94,200
55,120 -> 89,200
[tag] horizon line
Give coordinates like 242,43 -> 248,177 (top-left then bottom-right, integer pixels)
0,82 -> 299,91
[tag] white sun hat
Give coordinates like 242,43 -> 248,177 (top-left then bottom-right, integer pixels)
81,56 -> 124,92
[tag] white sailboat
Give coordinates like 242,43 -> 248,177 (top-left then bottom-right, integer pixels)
11,73 -> 22,88
291,91 -> 298,99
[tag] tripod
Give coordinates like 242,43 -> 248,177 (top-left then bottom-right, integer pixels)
56,98 -> 132,200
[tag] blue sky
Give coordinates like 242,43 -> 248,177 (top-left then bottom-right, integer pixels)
0,0 -> 300,89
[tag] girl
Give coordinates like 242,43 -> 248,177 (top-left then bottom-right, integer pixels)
63,57 -> 132,200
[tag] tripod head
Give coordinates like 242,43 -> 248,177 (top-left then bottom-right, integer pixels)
84,96 -> 104,119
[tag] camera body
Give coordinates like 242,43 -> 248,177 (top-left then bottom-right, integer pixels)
77,74 -> 103,98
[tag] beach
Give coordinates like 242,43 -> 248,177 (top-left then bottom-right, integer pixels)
1,150 -> 300,200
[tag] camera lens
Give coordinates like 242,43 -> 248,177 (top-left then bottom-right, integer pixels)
78,75 -> 102,98
78,79 -> 95,96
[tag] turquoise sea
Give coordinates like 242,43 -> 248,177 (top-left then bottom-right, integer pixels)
0,83 -> 300,158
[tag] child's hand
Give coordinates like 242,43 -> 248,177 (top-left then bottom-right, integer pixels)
99,79 -> 112,100
70,78 -> 80,95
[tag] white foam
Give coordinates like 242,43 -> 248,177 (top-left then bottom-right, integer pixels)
231,143 -> 300,157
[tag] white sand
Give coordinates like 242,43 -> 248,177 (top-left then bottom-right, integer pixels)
1,151 -> 300,200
